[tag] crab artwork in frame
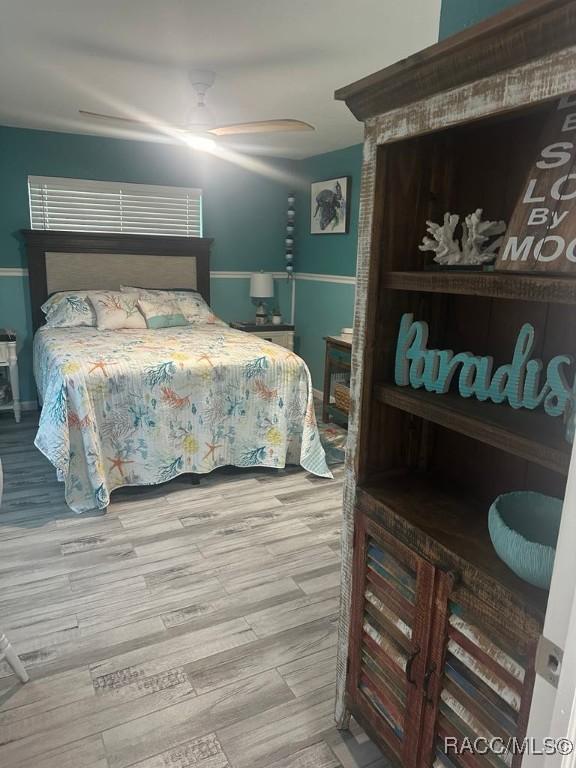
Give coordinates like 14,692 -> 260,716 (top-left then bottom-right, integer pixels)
310,176 -> 350,234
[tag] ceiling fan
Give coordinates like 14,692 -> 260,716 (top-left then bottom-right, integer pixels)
80,70 -> 314,139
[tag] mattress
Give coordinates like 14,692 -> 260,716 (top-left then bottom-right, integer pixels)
33,324 -> 331,513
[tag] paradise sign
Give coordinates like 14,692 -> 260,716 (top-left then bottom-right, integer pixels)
394,313 -> 575,420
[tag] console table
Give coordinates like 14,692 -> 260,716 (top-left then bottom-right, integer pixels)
322,335 -> 352,426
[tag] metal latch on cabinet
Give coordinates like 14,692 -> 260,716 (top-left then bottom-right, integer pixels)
535,635 -> 563,689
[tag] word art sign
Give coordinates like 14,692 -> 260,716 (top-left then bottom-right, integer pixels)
394,313 -> 574,419
497,93 -> 576,273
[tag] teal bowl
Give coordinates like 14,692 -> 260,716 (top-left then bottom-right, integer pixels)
488,491 -> 563,590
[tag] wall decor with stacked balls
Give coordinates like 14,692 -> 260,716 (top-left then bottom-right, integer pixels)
286,193 -> 295,276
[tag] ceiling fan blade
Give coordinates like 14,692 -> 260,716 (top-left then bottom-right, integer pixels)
208,119 -> 314,136
79,110 -> 187,131
80,110 -> 150,126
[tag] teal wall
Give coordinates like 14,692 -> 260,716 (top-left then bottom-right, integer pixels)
0,126 -> 363,399
211,276 -> 291,331
295,144 -> 362,277
0,126 -> 292,272
293,279 -> 355,389
0,125 -> 293,401
439,0 -> 524,38
292,144 -> 362,388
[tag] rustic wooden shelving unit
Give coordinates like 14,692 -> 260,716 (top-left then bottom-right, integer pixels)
334,2 -> 576,767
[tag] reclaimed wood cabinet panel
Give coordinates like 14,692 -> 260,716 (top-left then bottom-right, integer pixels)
349,510 -> 540,768
347,513 -> 436,767
421,577 -> 537,768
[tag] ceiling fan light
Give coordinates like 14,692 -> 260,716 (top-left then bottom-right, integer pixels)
184,133 -> 216,151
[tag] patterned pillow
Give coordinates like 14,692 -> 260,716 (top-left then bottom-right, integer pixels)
137,298 -> 189,329
90,292 -> 147,330
42,290 -> 102,317
121,286 -> 225,326
44,294 -> 97,328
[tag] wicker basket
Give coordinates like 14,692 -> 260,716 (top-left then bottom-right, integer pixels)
334,383 -> 351,414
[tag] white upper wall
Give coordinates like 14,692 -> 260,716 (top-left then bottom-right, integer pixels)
0,0 -> 441,158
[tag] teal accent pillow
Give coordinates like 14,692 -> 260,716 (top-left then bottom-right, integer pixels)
137,298 -> 189,329
122,286 -> 226,326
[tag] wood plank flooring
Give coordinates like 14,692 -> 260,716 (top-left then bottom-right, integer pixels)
0,414 -> 387,768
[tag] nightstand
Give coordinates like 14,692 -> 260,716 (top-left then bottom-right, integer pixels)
0,330 -> 21,423
230,322 -> 295,351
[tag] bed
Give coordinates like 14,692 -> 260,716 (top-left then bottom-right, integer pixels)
24,230 -> 331,513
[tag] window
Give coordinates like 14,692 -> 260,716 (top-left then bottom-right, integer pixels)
28,176 -> 203,237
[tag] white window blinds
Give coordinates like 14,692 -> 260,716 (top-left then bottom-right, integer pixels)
28,176 -> 203,237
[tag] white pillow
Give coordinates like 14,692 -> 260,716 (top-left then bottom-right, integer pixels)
90,292 -> 147,330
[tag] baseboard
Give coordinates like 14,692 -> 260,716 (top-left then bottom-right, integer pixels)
21,400 -> 38,411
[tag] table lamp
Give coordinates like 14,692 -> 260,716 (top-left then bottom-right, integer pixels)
250,271 -> 274,325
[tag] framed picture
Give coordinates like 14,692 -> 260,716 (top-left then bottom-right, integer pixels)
310,176 -> 350,235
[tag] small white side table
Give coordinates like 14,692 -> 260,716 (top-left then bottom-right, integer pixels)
0,330 -> 21,423
230,322 -> 295,351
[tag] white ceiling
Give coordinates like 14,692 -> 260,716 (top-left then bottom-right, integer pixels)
0,0 -> 441,159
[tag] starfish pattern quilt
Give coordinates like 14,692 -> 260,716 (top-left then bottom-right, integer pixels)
34,324 -> 332,513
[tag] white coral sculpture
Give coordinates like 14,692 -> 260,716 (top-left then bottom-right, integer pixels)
461,208 -> 507,264
419,208 -> 507,266
419,212 -> 461,266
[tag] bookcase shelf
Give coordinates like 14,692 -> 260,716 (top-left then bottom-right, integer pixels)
374,383 -> 571,475
384,270 -> 576,304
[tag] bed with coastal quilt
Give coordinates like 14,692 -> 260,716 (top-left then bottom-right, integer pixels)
34,321 -> 331,513
25,231 -> 331,514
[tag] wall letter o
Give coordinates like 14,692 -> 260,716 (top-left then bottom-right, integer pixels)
534,236 -> 565,262
551,173 -> 576,200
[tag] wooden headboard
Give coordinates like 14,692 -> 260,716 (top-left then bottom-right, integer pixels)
22,230 -> 213,332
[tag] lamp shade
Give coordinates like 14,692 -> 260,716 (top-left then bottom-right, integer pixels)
250,272 -> 274,299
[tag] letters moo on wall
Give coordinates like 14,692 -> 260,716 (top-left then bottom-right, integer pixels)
497,94 -> 576,273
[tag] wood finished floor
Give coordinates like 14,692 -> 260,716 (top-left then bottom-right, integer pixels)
0,413 -> 385,768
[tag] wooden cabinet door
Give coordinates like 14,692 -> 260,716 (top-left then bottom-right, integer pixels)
419,574 -> 538,768
347,512 -> 436,768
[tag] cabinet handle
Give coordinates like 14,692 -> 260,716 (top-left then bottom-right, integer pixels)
424,662 -> 436,703
405,647 -> 420,685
